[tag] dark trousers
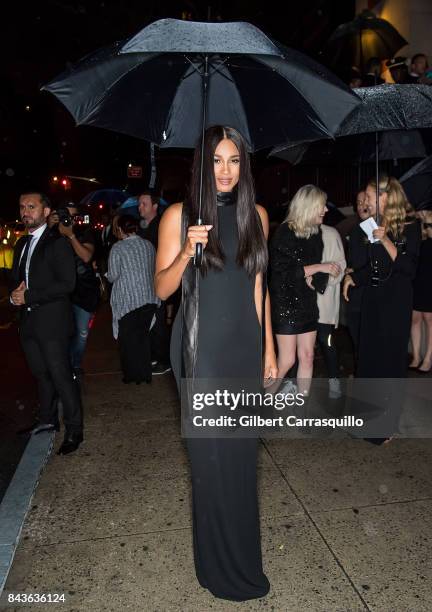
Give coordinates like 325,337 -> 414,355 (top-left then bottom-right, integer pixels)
20,316 -> 83,435
118,304 -> 156,382
316,323 -> 339,379
150,302 -> 170,365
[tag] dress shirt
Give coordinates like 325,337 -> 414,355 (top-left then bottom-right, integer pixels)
11,223 -> 47,305
19,223 -> 47,288
102,224 -> 111,245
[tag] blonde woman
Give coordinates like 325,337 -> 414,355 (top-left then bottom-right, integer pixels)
410,210 -> 432,372
344,175 -> 421,378
269,185 -> 341,395
343,176 -> 421,444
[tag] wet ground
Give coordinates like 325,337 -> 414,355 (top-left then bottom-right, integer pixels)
1,293 -> 432,610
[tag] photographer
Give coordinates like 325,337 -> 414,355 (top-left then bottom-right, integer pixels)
48,203 -> 100,380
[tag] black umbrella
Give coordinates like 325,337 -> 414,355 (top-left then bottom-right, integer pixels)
399,155 -> 432,210
271,84 -> 432,221
43,18 -> 359,265
325,9 -> 408,72
43,19 -> 359,151
273,129 -> 427,165
272,85 -> 432,152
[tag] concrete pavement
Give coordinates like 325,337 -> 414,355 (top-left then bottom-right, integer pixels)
2,308 -> 432,611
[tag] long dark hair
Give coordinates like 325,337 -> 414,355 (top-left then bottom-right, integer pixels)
188,125 -> 268,276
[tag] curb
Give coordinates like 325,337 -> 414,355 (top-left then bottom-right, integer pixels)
0,432 -> 54,594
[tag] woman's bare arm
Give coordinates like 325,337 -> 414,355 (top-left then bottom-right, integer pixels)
256,206 -> 277,367
155,204 -> 188,300
155,203 -> 213,300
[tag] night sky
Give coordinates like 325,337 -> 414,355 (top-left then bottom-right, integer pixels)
1,1 -> 355,218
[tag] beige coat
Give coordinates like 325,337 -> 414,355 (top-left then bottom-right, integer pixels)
317,225 -> 346,327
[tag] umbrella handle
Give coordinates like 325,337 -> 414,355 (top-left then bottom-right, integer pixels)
194,243 -> 203,267
194,218 -> 203,268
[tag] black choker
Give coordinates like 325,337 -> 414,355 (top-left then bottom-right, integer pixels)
216,190 -> 237,206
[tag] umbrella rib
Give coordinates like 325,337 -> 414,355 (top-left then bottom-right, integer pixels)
182,55 -> 233,83
209,59 -> 235,84
184,55 -> 204,79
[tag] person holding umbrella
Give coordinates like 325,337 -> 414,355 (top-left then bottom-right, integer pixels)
343,176 -> 421,441
155,125 -> 277,601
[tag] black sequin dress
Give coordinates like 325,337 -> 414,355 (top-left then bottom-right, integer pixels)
269,223 -> 326,334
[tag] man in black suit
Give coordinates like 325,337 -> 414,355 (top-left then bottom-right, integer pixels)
10,191 -> 83,455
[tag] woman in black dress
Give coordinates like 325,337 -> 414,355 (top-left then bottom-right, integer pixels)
269,185 -> 341,395
344,175 -> 421,441
155,126 -> 277,601
409,210 -> 432,372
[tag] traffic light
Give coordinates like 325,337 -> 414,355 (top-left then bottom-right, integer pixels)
52,176 -> 71,189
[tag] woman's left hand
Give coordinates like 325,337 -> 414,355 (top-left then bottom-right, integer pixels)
372,226 -> 387,242
263,352 -> 278,387
305,275 -> 314,290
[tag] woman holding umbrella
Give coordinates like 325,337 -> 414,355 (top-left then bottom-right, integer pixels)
344,176 -> 421,441
155,125 -> 277,601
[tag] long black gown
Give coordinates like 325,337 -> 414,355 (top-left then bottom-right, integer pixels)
170,194 -> 270,601
352,221 -> 421,378
350,221 -> 421,439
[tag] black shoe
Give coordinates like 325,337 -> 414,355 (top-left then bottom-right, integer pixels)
57,432 -> 83,455
151,362 -> 171,375
17,421 -> 60,436
364,437 -> 388,446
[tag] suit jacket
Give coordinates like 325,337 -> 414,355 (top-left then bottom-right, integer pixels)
10,227 -> 76,337
96,225 -> 117,260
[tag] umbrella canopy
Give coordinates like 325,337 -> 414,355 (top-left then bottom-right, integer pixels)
325,9 -> 408,71
273,130 -> 426,165
271,84 -> 432,163
400,155 -> 432,210
338,84 -> 432,135
80,189 -> 129,208
118,196 -> 140,218
42,18 -> 360,152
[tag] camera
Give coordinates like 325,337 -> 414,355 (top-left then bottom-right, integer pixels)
53,208 -> 89,226
55,208 -> 73,227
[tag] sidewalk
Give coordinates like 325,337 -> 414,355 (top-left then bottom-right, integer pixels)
2,308 -> 432,611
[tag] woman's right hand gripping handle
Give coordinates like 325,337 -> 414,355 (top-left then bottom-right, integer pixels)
155,209 -> 213,302
181,224 -> 213,259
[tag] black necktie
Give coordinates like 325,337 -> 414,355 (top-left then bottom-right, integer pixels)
18,235 -> 33,284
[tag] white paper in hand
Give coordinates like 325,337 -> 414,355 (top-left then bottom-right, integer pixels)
360,217 -> 380,243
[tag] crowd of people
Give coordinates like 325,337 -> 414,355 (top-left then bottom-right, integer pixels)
8,120 -> 431,601
347,52 -> 432,88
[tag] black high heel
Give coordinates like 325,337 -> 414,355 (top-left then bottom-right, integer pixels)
364,437 -> 391,446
